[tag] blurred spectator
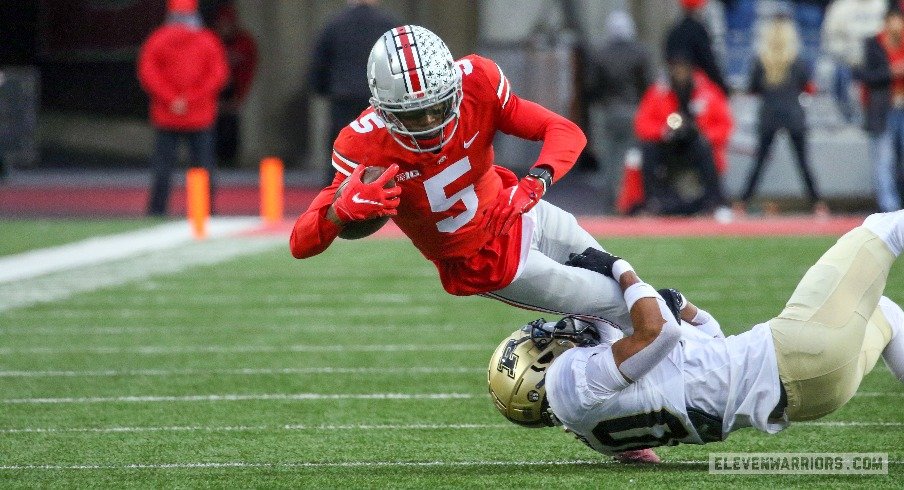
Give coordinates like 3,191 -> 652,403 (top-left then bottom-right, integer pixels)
307,0 -> 399,184
739,15 -> 828,217
633,52 -> 733,216
583,10 -> 653,212
214,3 -> 258,168
138,0 -> 228,216
821,0 -> 885,124
665,0 -> 730,95
857,7 -> 904,212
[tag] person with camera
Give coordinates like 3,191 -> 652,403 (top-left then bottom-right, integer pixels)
633,51 -> 733,216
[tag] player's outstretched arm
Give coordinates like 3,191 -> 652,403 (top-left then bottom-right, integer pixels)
289,165 -> 400,259
566,248 -> 681,382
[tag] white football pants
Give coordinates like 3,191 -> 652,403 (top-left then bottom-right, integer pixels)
484,200 -> 633,333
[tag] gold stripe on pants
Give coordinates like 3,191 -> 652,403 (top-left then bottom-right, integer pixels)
769,227 -> 895,421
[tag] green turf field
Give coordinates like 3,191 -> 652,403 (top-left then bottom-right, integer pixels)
0,222 -> 901,487
0,218 -> 167,257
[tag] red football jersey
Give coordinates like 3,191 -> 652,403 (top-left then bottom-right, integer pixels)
290,54 -> 586,294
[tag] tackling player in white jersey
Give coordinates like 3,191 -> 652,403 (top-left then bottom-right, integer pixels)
488,211 -> 904,458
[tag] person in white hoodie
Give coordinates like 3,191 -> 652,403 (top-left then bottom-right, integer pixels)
821,0 -> 886,123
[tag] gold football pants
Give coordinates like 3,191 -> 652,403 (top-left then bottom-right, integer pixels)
769,227 -> 895,421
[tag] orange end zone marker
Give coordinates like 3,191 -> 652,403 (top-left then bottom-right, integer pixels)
186,167 -> 210,240
260,156 -> 284,224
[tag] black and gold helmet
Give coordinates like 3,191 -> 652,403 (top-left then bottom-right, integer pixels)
487,318 -> 600,428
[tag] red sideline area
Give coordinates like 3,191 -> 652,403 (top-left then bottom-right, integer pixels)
1,184 -> 865,237
249,214 -> 866,239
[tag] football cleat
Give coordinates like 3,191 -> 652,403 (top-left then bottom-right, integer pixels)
613,448 -> 661,464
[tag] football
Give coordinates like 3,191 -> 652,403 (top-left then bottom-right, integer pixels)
334,166 -> 397,239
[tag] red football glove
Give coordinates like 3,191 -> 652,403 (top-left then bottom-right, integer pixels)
483,175 -> 545,236
333,164 -> 401,222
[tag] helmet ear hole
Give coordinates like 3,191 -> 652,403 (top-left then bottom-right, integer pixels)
535,352 -> 555,365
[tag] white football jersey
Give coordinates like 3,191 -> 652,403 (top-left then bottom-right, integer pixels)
545,323 -> 787,455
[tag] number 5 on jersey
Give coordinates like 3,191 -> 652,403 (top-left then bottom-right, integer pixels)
423,157 -> 478,233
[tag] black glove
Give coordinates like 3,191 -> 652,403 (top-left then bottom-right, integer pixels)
566,247 -> 621,279
657,287 -> 686,324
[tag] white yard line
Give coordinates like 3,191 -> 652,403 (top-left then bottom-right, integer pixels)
0,393 -> 477,404
0,423 -> 512,434
0,322 -> 457,335
0,421 -> 900,435
0,367 -> 483,378
16,305 -> 438,318
0,459 -> 900,471
0,218 -> 259,283
1,392 -> 898,405
0,460 -> 686,470
0,218 -> 279,313
0,344 -> 489,355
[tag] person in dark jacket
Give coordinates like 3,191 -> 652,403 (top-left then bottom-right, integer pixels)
214,3 -> 258,168
857,8 -> 904,212
665,0 -> 730,95
737,15 -> 828,217
138,0 -> 229,216
584,10 -> 653,212
307,0 -> 399,184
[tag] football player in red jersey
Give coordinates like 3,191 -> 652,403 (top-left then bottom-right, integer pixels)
290,24 -> 657,463
290,23 -> 642,328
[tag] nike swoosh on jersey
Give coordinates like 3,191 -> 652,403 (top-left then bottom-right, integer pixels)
351,193 -> 382,206
463,131 -> 480,148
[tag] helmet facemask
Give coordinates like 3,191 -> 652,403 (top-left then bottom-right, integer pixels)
367,25 -> 463,153
374,85 -> 462,153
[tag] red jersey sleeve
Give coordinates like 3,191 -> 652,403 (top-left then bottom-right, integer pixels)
468,55 -> 586,184
289,173 -> 344,259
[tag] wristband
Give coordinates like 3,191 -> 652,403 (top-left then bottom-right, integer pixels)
691,308 -> 712,326
611,259 -> 635,282
527,166 -> 553,193
623,282 -> 659,311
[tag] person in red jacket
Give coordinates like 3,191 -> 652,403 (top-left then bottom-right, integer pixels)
633,51 -> 733,216
291,24 -> 660,464
138,0 -> 229,216
213,3 -> 258,168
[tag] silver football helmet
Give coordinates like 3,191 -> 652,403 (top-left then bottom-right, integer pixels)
367,25 -> 462,153
487,318 -> 601,428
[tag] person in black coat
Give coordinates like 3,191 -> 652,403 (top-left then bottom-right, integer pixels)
308,0 -> 400,184
584,10 -> 653,212
738,15 -> 828,216
665,0 -> 730,95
